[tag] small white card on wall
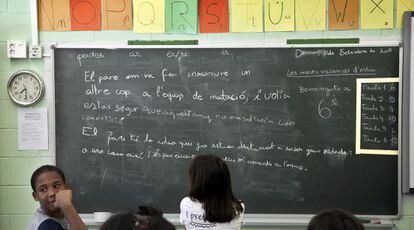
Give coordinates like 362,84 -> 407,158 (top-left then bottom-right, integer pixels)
18,108 -> 48,150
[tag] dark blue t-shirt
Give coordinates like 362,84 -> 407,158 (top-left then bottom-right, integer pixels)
38,219 -> 65,230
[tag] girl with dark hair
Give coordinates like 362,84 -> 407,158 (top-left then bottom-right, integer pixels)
180,154 -> 245,229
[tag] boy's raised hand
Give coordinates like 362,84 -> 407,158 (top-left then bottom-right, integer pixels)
54,189 -> 73,210
54,189 -> 87,230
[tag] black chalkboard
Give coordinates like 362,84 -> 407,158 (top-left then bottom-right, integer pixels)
358,81 -> 399,151
55,46 -> 399,215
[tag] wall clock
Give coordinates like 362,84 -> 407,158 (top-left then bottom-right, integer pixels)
7,70 -> 44,106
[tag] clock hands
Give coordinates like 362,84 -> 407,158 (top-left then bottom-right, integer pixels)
19,87 -> 26,94
19,85 -> 28,100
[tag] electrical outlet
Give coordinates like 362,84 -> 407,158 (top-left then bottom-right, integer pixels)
7,40 -> 27,58
29,45 -> 42,58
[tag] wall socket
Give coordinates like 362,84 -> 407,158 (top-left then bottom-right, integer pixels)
7,40 -> 27,58
29,45 -> 42,58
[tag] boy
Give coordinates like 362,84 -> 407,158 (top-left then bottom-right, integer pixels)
28,165 -> 87,230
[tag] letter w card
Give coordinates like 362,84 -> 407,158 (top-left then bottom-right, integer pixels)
199,0 -> 229,33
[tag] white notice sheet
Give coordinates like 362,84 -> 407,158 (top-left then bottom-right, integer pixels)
18,108 -> 48,150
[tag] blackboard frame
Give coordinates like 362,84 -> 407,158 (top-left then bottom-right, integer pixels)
51,43 -> 402,224
402,11 -> 414,193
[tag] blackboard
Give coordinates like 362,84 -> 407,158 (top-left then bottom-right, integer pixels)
356,79 -> 399,154
54,46 -> 399,215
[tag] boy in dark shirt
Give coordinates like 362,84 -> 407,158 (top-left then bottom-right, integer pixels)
28,165 -> 87,230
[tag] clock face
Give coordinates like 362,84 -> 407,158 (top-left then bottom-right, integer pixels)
7,71 -> 44,106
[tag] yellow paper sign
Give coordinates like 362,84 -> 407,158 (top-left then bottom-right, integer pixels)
396,0 -> 414,28
295,0 -> 326,31
231,0 -> 263,32
361,0 -> 393,29
264,0 -> 294,31
133,0 -> 165,33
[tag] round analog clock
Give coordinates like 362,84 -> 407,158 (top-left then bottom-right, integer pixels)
7,70 -> 44,106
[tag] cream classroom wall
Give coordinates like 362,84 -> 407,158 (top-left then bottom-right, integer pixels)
0,0 -> 413,229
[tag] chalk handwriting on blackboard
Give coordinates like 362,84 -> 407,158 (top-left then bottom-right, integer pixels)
77,51 -> 104,66
56,47 -> 399,214
359,81 -> 398,149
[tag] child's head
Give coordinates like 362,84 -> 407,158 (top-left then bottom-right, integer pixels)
100,212 -> 142,230
136,206 -> 163,216
307,209 -> 365,230
100,212 -> 175,230
31,165 -> 68,217
31,165 -> 66,191
188,154 -> 233,200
